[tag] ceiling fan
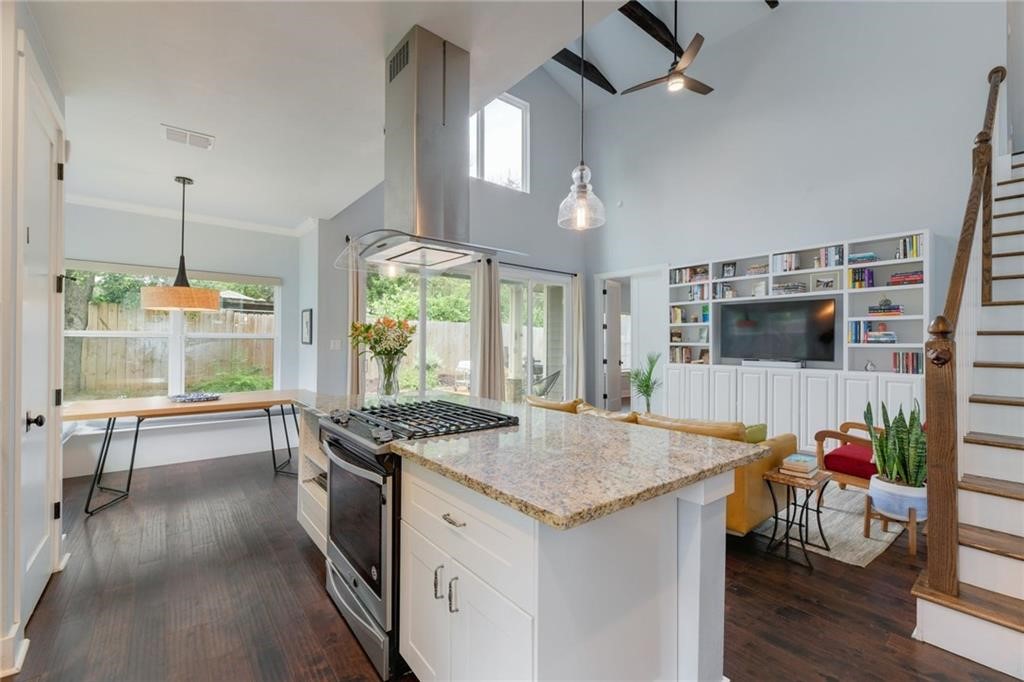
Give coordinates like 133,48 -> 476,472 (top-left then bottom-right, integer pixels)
621,1 -> 713,96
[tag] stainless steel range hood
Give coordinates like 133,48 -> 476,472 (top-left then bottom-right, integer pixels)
339,26 -> 522,272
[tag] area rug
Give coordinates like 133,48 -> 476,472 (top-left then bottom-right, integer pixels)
752,484 -> 904,567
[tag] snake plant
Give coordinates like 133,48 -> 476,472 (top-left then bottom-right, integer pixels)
864,400 -> 927,487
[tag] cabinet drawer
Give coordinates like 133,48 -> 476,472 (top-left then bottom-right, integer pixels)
402,462 -> 536,614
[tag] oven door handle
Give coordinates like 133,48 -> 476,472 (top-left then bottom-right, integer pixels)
321,440 -> 386,486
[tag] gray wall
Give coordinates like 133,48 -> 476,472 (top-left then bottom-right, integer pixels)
316,67 -> 585,394
64,203 -> 301,388
297,223 -> 319,391
16,1 -> 63,115
1010,0 -> 1023,151
581,1 -> 1007,401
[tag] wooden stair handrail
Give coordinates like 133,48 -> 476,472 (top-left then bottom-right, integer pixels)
925,65 -> 1006,597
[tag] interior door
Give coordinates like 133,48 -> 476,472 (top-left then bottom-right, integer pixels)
602,281 -> 622,410
19,68 -> 61,623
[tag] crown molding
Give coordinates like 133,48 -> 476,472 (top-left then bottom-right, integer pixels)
294,217 -> 320,237
65,194 -> 302,237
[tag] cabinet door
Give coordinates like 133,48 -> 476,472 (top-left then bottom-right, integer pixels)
766,369 -> 800,438
736,367 -> 767,426
838,373 -> 877,425
400,522 -> 452,682
709,366 -> 737,422
450,560 -> 534,681
799,371 -> 837,452
665,365 -> 684,419
878,374 -> 925,420
682,365 -> 710,420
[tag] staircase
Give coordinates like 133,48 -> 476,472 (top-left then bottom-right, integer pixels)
912,67 -> 1024,679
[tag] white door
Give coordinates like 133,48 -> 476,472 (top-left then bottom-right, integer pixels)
449,560 -> 533,681
767,369 -> 800,438
799,371 -> 838,452
736,367 -> 767,426
709,365 -> 737,422
18,64 -> 62,623
400,522 -> 452,682
602,281 -> 622,410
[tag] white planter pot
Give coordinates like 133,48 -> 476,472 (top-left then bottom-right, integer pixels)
868,474 -> 928,522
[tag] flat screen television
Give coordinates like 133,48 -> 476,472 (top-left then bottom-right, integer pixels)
719,298 -> 837,362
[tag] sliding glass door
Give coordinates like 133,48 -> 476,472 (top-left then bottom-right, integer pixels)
500,270 -> 570,403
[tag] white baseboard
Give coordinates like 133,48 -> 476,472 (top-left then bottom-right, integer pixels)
915,598 -> 1024,679
63,413 -> 299,478
0,624 -> 28,677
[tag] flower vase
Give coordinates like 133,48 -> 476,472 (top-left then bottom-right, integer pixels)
375,354 -> 403,403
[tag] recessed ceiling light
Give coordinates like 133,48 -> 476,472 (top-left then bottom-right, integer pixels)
161,123 -> 215,151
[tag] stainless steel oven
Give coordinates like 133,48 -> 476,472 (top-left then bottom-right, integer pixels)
320,429 -> 401,680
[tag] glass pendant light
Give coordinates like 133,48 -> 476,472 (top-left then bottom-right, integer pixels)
140,176 -> 220,311
557,0 -> 605,231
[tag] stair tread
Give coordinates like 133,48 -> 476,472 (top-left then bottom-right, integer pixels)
1014,163 -> 1024,170
964,431 -> 1024,450
1013,150 -> 1024,157
998,177 -> 1024,186
960,524 -> 1024,561
969,394 -> 1024,407
992,273 -> 1024,280
913,574 -> 1024,632
995,209 -> 1024,219
995,193 -> 1024,202
959,474 -> 1024,501
974,361 -> 1024,369
993,230 -> 1024,238
992,251 -> 1024,258
977,330 -> 1024,335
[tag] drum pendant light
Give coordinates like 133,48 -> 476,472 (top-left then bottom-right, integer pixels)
557,0 -> 605,231
141,176 -> 220,311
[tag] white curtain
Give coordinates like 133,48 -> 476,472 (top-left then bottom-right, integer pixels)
471,258 -> 505,400
570,274 -> 586,400
345,243 -> 363,395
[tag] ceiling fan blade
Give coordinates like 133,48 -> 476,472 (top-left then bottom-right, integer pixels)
621,74 -> 670,95
682,75 -> 714,95
673,33 -> 705,72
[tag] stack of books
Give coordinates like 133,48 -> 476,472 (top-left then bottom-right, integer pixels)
848,267 -> 875,288
848,252 -> 878,264
888,270 -> 923,286
865,331 -> 898,344
849,321 -> 899,344
781,454 -> 819,479
772,281 -> 808,295
814,245 -> 844,268
746,263 -> 769,276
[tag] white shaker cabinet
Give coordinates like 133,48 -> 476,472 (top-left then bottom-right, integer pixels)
665,365 -> 685,419
401,521 -> 454,682
878,373 -> 925,420
682,364 -> 710,420
709,366 -> 737,422
838,372 -> 878,425
767,369 -> 801,437
798,371 -> 838,452
736,367 -> 768,426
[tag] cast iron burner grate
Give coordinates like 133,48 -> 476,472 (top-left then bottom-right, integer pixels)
348,400 -> 518,440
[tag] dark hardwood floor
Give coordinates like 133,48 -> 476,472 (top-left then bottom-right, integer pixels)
6,452 -> 1011,681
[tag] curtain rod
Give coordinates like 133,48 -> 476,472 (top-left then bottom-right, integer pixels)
493,261 -> 579,278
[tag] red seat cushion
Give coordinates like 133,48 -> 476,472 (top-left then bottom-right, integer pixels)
823,443 -> 877,481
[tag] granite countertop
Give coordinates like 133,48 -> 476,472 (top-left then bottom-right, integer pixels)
292,392 -> 770,530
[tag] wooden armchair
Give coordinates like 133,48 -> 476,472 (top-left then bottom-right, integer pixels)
813,422 -> 882,490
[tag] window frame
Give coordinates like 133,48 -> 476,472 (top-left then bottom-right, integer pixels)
470,92 -> 531,194
62,264 -> 281,399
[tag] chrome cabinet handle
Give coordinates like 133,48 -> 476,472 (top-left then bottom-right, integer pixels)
433,565 -> 445,600
448,577 -> 459,613
442,512 -> 466,528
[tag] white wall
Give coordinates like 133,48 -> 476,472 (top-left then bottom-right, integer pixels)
581,1 -> 1007,402
297,222 -> 319,391
316,67 -> 586,394
1010,0 -> 1023,151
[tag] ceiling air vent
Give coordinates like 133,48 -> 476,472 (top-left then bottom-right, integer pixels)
161,124 -> 215,151
388,41 -> 409,82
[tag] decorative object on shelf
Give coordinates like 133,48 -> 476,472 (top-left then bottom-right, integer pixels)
863,400 -> 927,522
621,1 -> 712,97
301,308 -> 313,345
752,281 -> 768,297
721,262 -> 737,278
691,313 -> 700,323
863,360 -> 876,372
868,297 -> 903,316
697,348 -> 709,363
814,276 -> 835,290
169,392 -> 221,403
557,0 -> 605,231
629,352 -> 662,413
876,322 -> 889,332
746,263 -> 769,276
349,316 -> 417,403
698,326 -> 709,343
141,176 -> 220,311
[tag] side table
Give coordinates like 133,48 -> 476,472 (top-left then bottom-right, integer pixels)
763,467 -> 832,570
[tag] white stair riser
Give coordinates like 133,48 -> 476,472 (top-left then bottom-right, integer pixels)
975,335 -> 1024,361
960,443 -> 1024,484
980,304 -> 1024,329
970,367 -> 1024,397
991,232 -> 1024,252
959,545 -> 1024,600
992,253 -> 1024,277
1012,165 -> 1024,179
915,599 -> 1024,679
993,278 -> 1024,301
995,212 -> 1024,231
969,402 -> 1024,438
958,489 -> 1024,535
994,195 -> 1024,212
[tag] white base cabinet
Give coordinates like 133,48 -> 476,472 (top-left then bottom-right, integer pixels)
400,461 -> 736,681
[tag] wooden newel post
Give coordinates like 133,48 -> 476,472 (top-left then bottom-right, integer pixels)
924,315 -> 958,596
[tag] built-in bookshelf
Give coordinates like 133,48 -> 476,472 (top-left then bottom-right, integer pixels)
666,230 -> 930,372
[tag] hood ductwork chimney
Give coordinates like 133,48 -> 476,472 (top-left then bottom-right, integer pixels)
340,26 -> 522,272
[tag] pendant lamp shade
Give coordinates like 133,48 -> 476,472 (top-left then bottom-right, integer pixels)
558,0 -> 605,231
141,177 -> 220,311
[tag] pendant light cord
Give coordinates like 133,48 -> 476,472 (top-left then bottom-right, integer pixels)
180,179 -> 186,257
674,0 -> 678,44
579,0 -> 584,167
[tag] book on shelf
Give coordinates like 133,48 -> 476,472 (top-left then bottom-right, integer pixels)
772,281 -> 808,295
894,235 -> 921,260
774,252 -> 801,272
848,267 -> 875,288
868,303 -> 904,316
848,321 -> 900,344
782,454 -> 817,473
887,271 -> 923,286
670,265 -> 710,285
812,245 -> 844,269
848,251 -> 878,264
892,351 -> 923,374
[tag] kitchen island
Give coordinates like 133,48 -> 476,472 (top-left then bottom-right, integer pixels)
292,393 -> 769,681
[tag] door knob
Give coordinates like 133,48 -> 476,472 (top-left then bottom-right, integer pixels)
25,412 -> 45,432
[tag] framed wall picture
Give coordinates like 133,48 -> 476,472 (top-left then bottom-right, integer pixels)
814,276 -> 836,291
722,262 -> 737,278
301,308 -> 313,345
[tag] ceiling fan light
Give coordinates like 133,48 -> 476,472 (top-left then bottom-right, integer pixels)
667,71 -> 686,92
557,164 -> 605,231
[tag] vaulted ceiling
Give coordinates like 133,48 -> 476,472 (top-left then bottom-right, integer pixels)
29,1 -> 620,231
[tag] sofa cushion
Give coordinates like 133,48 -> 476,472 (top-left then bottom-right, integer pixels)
823,443 -> 877,481
579,407 -> 638,423
525,396 -> 583,413
745,423 -> 768,444
636,415 -> 747,442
